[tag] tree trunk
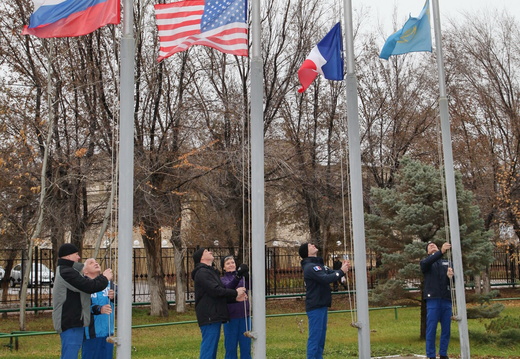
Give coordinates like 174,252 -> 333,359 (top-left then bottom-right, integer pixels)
172,239 -> 186,313
483,269 -> 490,295
141,219 -> 169,317
170,197 -> 186,313
303,187 -> 322,246
0,257 -> 15,318
474,273 -> 482,295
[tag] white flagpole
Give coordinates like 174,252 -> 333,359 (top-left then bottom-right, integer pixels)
431,0 -> 470,358
250,0 -> 266,357
343,0 -> 371,357
116,0 -> 135,357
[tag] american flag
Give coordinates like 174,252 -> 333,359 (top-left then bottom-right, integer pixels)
154,0 -> 248,62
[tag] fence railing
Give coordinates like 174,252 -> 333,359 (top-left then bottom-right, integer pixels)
0,246 -> 518,309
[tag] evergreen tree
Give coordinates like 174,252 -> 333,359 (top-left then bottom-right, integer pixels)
365,158 -> 494,336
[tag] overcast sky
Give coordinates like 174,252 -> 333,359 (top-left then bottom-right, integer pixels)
352,0 -> 516,34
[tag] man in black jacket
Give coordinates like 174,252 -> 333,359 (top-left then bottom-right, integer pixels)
299,242 -> 349,359
52,243 -> 112,359
191,248 -> 246,359
420,241 -> 453,359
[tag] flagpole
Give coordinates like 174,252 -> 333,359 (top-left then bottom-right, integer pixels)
116,0 -> 135,357
431,0 -> 470,358
250,0 -> 266,357
343,0 -> 371,357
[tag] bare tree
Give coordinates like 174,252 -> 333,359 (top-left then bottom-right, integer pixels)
445,12 -> 520,246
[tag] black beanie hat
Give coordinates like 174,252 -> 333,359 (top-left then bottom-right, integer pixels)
299,243 -> 309,259
193,248 -> 205,264
58,243 -> 79,258
221,255 -> 234,271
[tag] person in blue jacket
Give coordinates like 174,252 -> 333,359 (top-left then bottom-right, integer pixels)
220,255 -> 251,359
299,242 -> 349,359
82,258 -> 116,359
420,241 -> 454,359
52,244 -> 112,359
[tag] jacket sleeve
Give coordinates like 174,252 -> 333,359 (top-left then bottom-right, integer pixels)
61,267 -> 109,294
91,304 -> 102,315
221,273 -> 241,289
305,265 -> 344,284
420,251 -> 443,274
197,269 -> 237,299
91,290 -> 108,315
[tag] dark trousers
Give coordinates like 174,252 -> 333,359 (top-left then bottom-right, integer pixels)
199,322 -> 222,359
306,307 -> 328,359
223,317 -> 252,359
426,298 -> 452,358
59,327 -> 83,359
82,336 -> 114,359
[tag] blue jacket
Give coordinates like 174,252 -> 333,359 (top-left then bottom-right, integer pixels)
85,282 -> 115,339
420,250 -> 452,301
301,257 -> 345,312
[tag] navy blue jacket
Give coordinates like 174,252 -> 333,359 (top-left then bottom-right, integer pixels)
420,250 -> 452,301
301,257 -> 345,312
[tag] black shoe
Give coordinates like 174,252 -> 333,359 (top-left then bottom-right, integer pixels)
428,357 -> 435,359
440,356 -> 449,359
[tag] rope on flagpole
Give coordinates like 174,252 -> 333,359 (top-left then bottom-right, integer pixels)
339,138 -> 357,327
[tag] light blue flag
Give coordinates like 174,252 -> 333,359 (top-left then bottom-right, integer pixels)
379,0 -> 432,60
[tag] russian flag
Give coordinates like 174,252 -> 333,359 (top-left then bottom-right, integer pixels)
22,0 -> 120,38
297,22 -> 344,93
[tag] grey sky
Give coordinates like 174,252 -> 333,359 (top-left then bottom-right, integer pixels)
350,0 -> 520,38
359,0 -> 516,33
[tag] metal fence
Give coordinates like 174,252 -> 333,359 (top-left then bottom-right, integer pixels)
0,246 -> 518,309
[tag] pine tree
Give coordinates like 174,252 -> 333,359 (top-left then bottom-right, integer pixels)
365,157 -> 494,337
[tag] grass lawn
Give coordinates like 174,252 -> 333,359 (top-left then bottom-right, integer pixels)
1,295 -> 520,358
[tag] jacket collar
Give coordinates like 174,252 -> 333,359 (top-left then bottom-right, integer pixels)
57,258 -> 84,271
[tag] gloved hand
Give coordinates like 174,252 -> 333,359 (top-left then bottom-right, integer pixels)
236,263 -> 249,279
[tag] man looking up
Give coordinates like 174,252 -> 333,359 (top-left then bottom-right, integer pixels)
82,258 -> 116,359
421,241 -> 454,359
52,243 -> 113,359
191,248 -> 247,359
299,242 -> 349,359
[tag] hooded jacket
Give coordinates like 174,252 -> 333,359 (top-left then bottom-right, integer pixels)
52,259 -> 109,333
301,256 -> 345,312
191,263 -> 238,327
420,250 -> 452,300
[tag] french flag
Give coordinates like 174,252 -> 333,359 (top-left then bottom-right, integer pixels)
22,0 -> 120,38
297,22 -> 344,93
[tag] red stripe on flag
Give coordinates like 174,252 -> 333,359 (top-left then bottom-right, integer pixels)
154,0 -> 248,61
22,0 -> 120,38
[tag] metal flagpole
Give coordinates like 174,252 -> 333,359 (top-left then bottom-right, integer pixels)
431,0 -> 470,358
343,0 -> 371,357
250,0 -> 266,356
116,0 -> 135,357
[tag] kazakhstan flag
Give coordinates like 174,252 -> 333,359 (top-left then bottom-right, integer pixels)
379,0 -> 432,60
